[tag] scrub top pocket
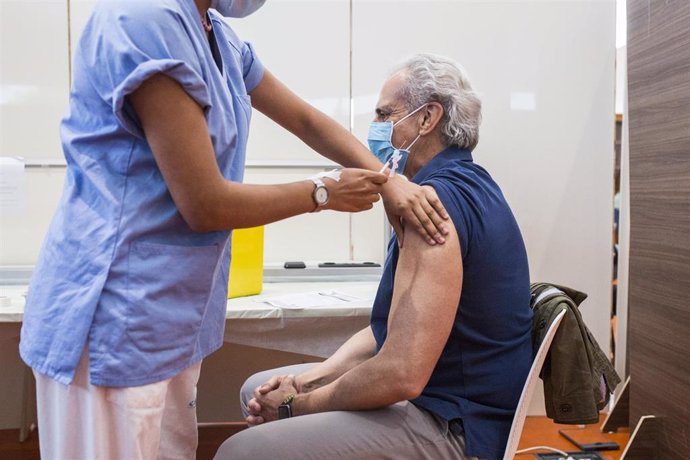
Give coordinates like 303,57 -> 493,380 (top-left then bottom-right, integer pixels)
125,240 -> 221,355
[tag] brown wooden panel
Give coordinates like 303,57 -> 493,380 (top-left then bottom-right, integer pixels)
627,0 -> 690,459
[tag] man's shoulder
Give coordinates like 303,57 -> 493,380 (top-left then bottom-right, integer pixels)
423,161 -> 495,206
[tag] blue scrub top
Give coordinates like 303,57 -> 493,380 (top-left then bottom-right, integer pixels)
20,0 -> 264,387
370,147 -> 533,460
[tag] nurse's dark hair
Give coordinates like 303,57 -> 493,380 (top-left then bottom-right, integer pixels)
392,53 -> 482,151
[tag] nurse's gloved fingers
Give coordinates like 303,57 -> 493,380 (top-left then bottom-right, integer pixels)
368,171 -> 389,186
405,201 -> 438,246
420,201 -> 447,244
325,169 -> 385,212
422,185 -> 450,222
411,192 -> 446,245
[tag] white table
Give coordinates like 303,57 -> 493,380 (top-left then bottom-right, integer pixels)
1,281 -> 378,357
225,281 -> 377,358
0,280 -> 378,440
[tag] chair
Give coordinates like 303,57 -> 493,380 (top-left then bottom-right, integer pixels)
502,309 -> 567,460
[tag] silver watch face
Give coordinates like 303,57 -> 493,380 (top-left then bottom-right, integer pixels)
315,186 -> 329,205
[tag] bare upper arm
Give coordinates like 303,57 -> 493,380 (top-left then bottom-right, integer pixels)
379,211 -> 463,391
128,73 -> 227,230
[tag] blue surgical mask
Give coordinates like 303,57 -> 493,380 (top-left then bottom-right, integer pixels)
211,0 -> 266,18
367,104 -> 425,175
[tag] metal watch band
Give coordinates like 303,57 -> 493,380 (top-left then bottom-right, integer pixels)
278,393 -> 295,419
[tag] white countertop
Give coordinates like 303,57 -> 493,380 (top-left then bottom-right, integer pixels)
0,285 -> 27,322
0,281 -> 379,323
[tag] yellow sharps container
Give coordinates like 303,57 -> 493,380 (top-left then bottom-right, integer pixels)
228,226 -> 264,298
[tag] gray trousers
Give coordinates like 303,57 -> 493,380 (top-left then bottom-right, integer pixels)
214,364 -> 482,460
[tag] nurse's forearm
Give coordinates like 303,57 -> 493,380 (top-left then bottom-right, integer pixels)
299,110 -> 381,170
189,166 -> 385,232
190,180 -> 315,231
250,70 -> 382,171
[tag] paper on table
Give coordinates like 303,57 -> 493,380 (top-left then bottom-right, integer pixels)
256,290 -> 364,309
0,157 -> 26,215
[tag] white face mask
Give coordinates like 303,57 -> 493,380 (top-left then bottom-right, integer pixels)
211,0 -> 266,18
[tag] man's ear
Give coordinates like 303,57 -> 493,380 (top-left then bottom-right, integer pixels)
419,102 -> 444,135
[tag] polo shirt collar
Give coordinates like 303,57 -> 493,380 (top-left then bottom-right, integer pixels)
412,146 -> 474,184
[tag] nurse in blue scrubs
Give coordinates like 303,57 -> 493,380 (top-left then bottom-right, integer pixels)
19,1 -> 451,458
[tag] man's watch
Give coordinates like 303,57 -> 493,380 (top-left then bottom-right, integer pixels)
310,177 -> 329,211
278,393 -> 295,420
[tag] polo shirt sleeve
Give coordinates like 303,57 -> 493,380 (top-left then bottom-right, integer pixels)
421,176 -> 474,260
86,3 -> 212,139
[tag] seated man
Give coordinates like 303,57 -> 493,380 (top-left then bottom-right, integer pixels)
214,54 -> 533,460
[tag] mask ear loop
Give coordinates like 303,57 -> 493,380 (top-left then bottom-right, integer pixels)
403,133 -> 422,151
393,103 -> 427,150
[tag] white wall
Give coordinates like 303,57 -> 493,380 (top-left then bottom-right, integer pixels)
0,0 -> 616,424
0,1 -> 69,163
239,0 -> 617,366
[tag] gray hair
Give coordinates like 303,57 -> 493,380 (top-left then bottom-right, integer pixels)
392,54 -> 482,151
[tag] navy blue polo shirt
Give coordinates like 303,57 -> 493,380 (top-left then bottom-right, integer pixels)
370,147 -> 532,460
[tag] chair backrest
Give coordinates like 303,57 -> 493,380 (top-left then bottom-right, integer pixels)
502,309 -> 567,460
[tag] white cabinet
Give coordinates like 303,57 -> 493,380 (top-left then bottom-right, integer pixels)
228,0 -> 352,163
231,0 -> 375,264
0,0 -> 70,161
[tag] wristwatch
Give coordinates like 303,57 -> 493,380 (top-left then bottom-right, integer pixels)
278,393 -> 295,420
310,177 -> 329,211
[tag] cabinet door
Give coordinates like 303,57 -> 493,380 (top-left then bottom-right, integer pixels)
231,1 -> 357,264
1,0 -> 70,161
226,0 -> 351,164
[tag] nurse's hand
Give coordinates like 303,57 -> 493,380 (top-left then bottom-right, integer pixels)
381,176 -> 450,247
323,169 -> 388,212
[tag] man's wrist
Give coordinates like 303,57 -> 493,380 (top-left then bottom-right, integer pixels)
290,392 -> 307,417
278,393 -> 295,419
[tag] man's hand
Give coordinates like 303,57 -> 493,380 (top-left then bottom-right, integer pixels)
246,375 -> 298,426
245,374 -> 285,425
382,176 -> 450,246
323,169 -> 388,212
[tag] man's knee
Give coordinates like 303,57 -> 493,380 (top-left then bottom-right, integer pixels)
213,425 -> 280,460
239,370 -> 274,417
239,375 -> 257,408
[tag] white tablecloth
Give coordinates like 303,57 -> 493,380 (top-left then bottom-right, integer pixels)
1,281 -> 378,357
